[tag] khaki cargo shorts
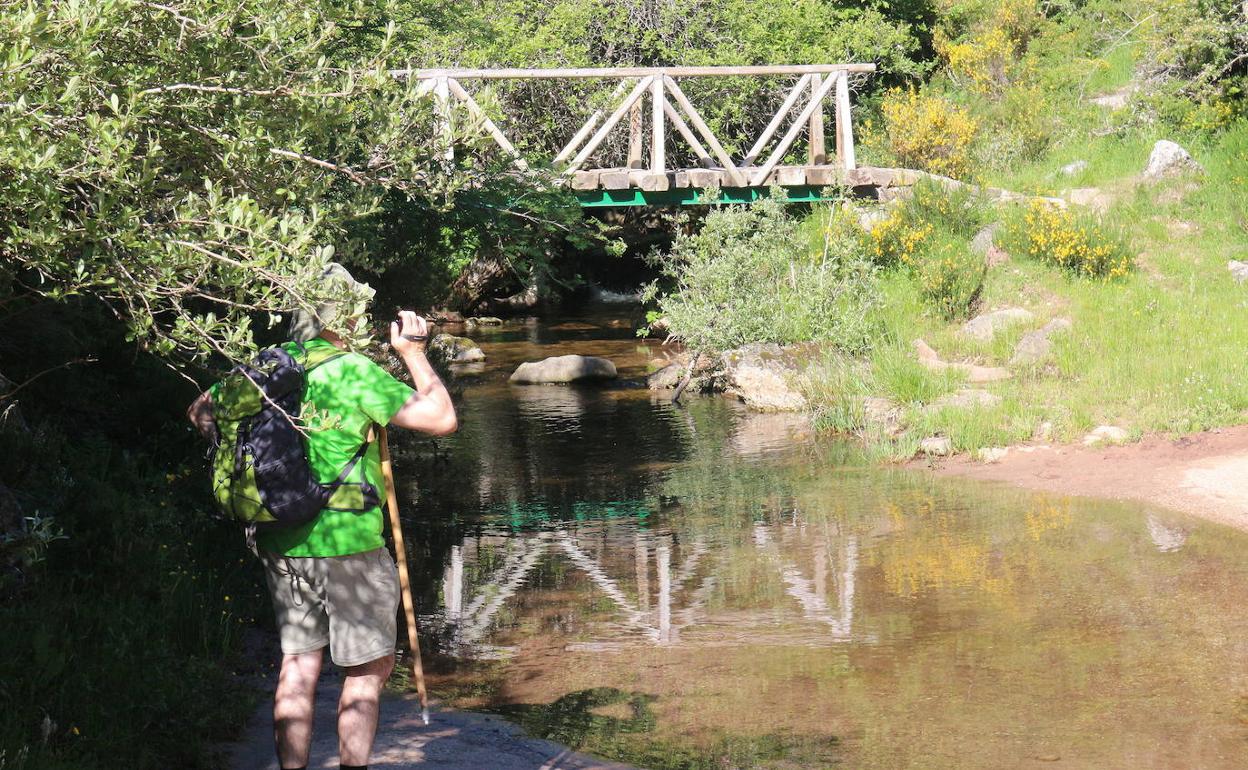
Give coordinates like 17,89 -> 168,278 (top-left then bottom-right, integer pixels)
261,547 -> 400,667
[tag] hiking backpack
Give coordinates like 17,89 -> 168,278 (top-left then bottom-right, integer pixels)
209,344 -> 381,529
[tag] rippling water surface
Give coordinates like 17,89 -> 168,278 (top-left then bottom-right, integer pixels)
398,310 -> 1248,769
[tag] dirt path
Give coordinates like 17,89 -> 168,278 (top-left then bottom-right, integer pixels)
228,667 -> 637,770
926,425 -> 1248,531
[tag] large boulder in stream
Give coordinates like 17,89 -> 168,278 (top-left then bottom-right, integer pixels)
510,355 -> 617,384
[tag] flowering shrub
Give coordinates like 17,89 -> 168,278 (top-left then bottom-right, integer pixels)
1009,202 -> 1132,279
868,209 -> 933,267
916,236 -> 985,320
940,28 -> 1013,95
866,181 -> 989,266
881,89 -> 978,178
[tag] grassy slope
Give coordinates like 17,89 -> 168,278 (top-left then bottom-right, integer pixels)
805,52 -> 1248,458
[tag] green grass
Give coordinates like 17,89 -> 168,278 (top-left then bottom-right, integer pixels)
803,118 -> 1248,459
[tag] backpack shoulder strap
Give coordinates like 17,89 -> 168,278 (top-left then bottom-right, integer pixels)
324,424 -> 382,512
301,345 -> 350,372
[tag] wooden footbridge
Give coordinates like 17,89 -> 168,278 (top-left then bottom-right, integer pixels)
392,64 -> 876,207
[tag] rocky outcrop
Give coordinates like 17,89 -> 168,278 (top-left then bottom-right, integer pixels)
1082,425 -> 1129,446
919,436 -> 952,457
959,307 -> 1034,342
929,388 -> 1002,411
1065,187 -> 1114,212
914,339 -> 1011,383
1090,86 -> 1135,109
1010,318 -> 1072,366
847,167 -> 1068,209
718,344 -> 808,412
1060,160 -> 1088,176
648,344 -> 817,412
861,397 -> 904,436
1144,140 -> 1203,179
647,352 -> 714,390
510,355 -> 617,384
429,334 -> 485,363
467,316 -> 504,327
969,223 -> 1001,256
976,446 -> 1009,463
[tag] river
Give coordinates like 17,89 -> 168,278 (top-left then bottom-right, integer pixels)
396,309 -> 1248,770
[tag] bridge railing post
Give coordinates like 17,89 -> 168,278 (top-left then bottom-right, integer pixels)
628,101 -> 644,169
835,72 -> 856,172
650,74 -> 666,181
434,76 -> 453,162
809,74 -> 826,166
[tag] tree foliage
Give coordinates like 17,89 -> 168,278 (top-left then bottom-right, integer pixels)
0,0 -> 592,368
643,195 -> 879,355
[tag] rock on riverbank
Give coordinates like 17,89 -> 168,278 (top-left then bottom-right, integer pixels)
430,334 -> 486,363
648,343 -> 813,412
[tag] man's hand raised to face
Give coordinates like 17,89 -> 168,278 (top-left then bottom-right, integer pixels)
387,310 -> 458,436
390,311 -> 429,357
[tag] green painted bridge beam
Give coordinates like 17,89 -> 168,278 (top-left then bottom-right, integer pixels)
575,185 -> 840,208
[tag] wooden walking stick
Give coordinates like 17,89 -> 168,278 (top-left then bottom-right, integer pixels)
378,426 -> 431,725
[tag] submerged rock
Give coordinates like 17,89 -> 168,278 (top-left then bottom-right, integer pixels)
1144,140 -> 1203,179
960,307 -> 1034,342
430,334 -> 486,363
510,355 -> 617,384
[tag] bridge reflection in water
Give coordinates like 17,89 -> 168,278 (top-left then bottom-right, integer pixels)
433,514 -> 866,658
396,313 -> 1248,768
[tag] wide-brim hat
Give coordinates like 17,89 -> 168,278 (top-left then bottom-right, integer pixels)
288,262 -> 376,342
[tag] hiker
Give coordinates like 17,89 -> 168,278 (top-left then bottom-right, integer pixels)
186,264 -> 457,770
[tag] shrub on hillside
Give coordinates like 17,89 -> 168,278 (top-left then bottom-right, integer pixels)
643,196 -> 879,354
1005,202 -> 1132,280
916,235 -> 986,320
866,181 -> 989,267
881,89 -> 979,178
939,28 -> 1014,96
1142,0 -> 1247,105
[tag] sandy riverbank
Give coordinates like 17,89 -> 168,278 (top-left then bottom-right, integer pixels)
924,425 -> 1248,532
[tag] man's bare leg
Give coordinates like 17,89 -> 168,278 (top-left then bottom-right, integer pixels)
338,653 -> 395,766
274,649 -> 324,769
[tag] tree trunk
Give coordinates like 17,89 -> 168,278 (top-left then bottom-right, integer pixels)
439,252 -> 512,312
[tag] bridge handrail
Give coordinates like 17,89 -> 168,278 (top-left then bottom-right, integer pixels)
394,64 -> 875,195
391,64 -> 877,80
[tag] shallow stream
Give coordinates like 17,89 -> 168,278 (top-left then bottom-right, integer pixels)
399,309 -> 1248,769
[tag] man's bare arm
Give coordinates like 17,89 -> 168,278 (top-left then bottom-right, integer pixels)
187,390 -> 217,441
388,310 -> 458,437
